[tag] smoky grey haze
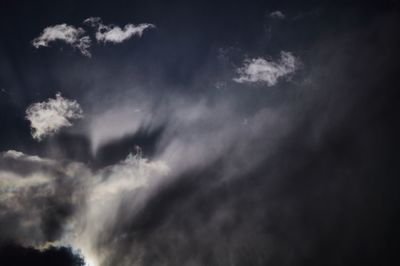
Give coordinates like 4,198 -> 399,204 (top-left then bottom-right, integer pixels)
0,1 -> 400,266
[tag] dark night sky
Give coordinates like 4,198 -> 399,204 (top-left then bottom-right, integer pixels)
0,0 -> 400,265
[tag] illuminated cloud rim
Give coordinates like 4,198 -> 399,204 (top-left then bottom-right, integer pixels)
25,92 -> 83,141
0,149 -> 169,266
234,51 -> 297,86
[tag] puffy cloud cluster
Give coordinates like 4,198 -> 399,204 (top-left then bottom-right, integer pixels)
25,93 -> 83,141
31,24 -> 91,57
234,51 -> 297,85
31,17 -> 155,56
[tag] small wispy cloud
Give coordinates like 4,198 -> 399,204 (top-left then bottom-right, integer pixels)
32,24 -> 91,56
32,18 -> 155,56
269,10 -> 286,19
233,51 -> 297,86
25,92 -> 83,141
84,17 -> 155,44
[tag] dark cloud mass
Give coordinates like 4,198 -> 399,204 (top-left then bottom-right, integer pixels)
0,0 -> 400,265
0,244 -> 84,266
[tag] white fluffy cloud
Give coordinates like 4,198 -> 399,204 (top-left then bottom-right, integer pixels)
84,17 -> 155,43
32,24 -> 91,56
25,92 -> 83,141
234,51 -> 297,86
269,10 -> 286,19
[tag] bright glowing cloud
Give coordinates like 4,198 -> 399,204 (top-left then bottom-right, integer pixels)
32,24 -> 91,56
25,93 -> 83,141
0,148 -> 169,266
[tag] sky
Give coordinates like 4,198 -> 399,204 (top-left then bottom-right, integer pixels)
0,0 -> 400,265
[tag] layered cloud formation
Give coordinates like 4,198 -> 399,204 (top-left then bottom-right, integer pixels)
2,2 -> 399,266
0,147 -> 169,266
25,93 -> 83,141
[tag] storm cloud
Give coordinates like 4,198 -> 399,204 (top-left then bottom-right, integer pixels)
1,1 -> 400,266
